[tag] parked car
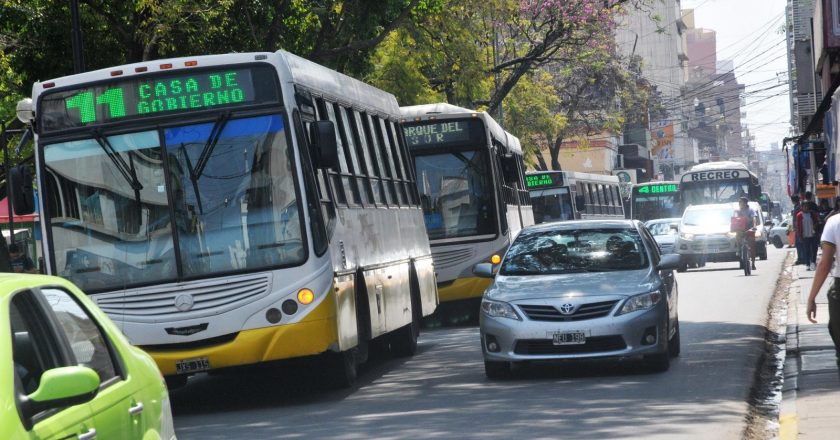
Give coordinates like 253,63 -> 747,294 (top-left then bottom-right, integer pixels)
474,220 -> 681,378
644,218 -> 681,255
1,274 -> 176,440
674,202 -> 770,271
768,216 -> 792,249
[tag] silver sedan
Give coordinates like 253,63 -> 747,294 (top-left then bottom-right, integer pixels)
474,220 -> 681,378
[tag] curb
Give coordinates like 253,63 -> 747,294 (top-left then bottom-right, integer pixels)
779,262 -> 800,440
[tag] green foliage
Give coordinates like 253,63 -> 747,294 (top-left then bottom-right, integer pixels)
0,0 -> 660,173
502,71 -> 565,168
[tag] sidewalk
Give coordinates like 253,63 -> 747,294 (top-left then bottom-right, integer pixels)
780,255 -> 840,440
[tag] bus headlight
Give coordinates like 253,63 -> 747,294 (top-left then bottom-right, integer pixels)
490,254 -> 502,265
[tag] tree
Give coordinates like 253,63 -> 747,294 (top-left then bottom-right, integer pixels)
486,0 -> 651,115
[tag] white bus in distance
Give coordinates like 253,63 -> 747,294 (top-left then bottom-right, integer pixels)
526,171 -> 625,223
401,103 -> 533,306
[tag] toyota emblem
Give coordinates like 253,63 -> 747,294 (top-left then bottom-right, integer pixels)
174,294 -> 195,312
558,303 -> 575,315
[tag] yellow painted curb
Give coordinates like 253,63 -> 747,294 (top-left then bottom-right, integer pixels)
780,413 -> 798,440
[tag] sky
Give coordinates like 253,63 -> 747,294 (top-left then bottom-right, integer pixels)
681,0 -> 790,150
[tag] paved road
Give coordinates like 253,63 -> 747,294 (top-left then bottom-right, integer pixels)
171,248 -> 789,439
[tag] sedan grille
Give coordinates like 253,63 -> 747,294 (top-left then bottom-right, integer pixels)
514,336 -> 627,355
518,300 -> 619,322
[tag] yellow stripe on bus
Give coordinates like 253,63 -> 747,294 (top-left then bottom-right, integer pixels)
438,277 -> 493,303
147,288 -> 339,376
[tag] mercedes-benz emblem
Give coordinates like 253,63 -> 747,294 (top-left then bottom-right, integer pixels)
558,303 -> 575,315
174,294 -> 195,312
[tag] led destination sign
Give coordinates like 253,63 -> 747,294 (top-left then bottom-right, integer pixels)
39,65 -> 279,132
526,173 -> 562,189
635,183 -> 678,194
403,120 -> 475,147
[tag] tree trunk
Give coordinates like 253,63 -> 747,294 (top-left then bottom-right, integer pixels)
550,136 -> 564,171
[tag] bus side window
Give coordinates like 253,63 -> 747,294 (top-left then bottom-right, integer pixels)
343,107 -> 375,205
294,111 -> 331,254
315,98 -> 347,206
354,112 -> 385,205
324,102 -> 361,206
364,114 -> 394,206
385,120 -> 413,207
335,105 -> 369,206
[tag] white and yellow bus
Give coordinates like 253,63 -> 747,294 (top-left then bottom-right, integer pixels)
15,50 -> 438,387
400,104 -> 533,304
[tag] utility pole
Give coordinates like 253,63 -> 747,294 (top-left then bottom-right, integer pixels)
70,0 -> 85,73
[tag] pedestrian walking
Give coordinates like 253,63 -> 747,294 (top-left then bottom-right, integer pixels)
797,202 -> 821,270
806,213 -> 840,378
792,195 -> 804,264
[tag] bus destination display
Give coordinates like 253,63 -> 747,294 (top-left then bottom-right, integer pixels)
526,173 -> 561,189
40,66 -> 278,132
635,183 -> 677,195
404,121 -> 472,146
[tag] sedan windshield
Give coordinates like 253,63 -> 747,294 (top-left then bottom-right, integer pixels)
500,228 -> 649,275
43,113 -> 304,292
414,150 -> 496,240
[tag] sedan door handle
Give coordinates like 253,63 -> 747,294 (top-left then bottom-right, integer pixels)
78,428 -> 97,440
128,402 -> 144,416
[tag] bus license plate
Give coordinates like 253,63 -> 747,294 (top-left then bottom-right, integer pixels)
706,247 -> 718,254
175,357 -> 211,374
552,331 -> 586,345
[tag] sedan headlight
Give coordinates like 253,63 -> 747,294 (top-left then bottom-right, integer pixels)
679,232 -> 694,240
617,291 -> 662,315
481,299 -> 521,320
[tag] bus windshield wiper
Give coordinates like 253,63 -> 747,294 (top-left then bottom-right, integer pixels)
90,129 -> 143,209
183,111 -> 231,214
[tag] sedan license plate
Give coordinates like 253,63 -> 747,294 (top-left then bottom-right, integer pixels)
175,357 -> 210,374
552,331 -> 586,345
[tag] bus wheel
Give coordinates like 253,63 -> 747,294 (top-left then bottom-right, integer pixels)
326,349 -> 358,388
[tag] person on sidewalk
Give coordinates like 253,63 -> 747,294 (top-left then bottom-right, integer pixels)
797,202 -> 821,270
792,195 -> 804,264
806,213 -> 840,375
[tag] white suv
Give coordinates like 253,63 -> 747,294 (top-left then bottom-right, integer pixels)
675,202 -> 769,271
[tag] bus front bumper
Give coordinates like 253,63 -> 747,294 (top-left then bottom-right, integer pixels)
143,292 -> 339,376
437,276 -> 493,303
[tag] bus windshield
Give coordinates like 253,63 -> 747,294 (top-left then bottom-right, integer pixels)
632,194 -> 680,221
414,150 -> 495,240
680,180 -> 750,206
530,187 -> 574,223
43,113 -> 304,292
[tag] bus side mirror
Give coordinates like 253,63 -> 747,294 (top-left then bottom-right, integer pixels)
10,165 -> 35,215
575,195 -> 586,212
501,154 -> 518,183
309,121 -> 339,170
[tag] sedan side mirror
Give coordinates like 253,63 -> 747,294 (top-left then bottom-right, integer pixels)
21,366 -> 100,429
473,262 -> 496,278
657,253 -> 681,271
